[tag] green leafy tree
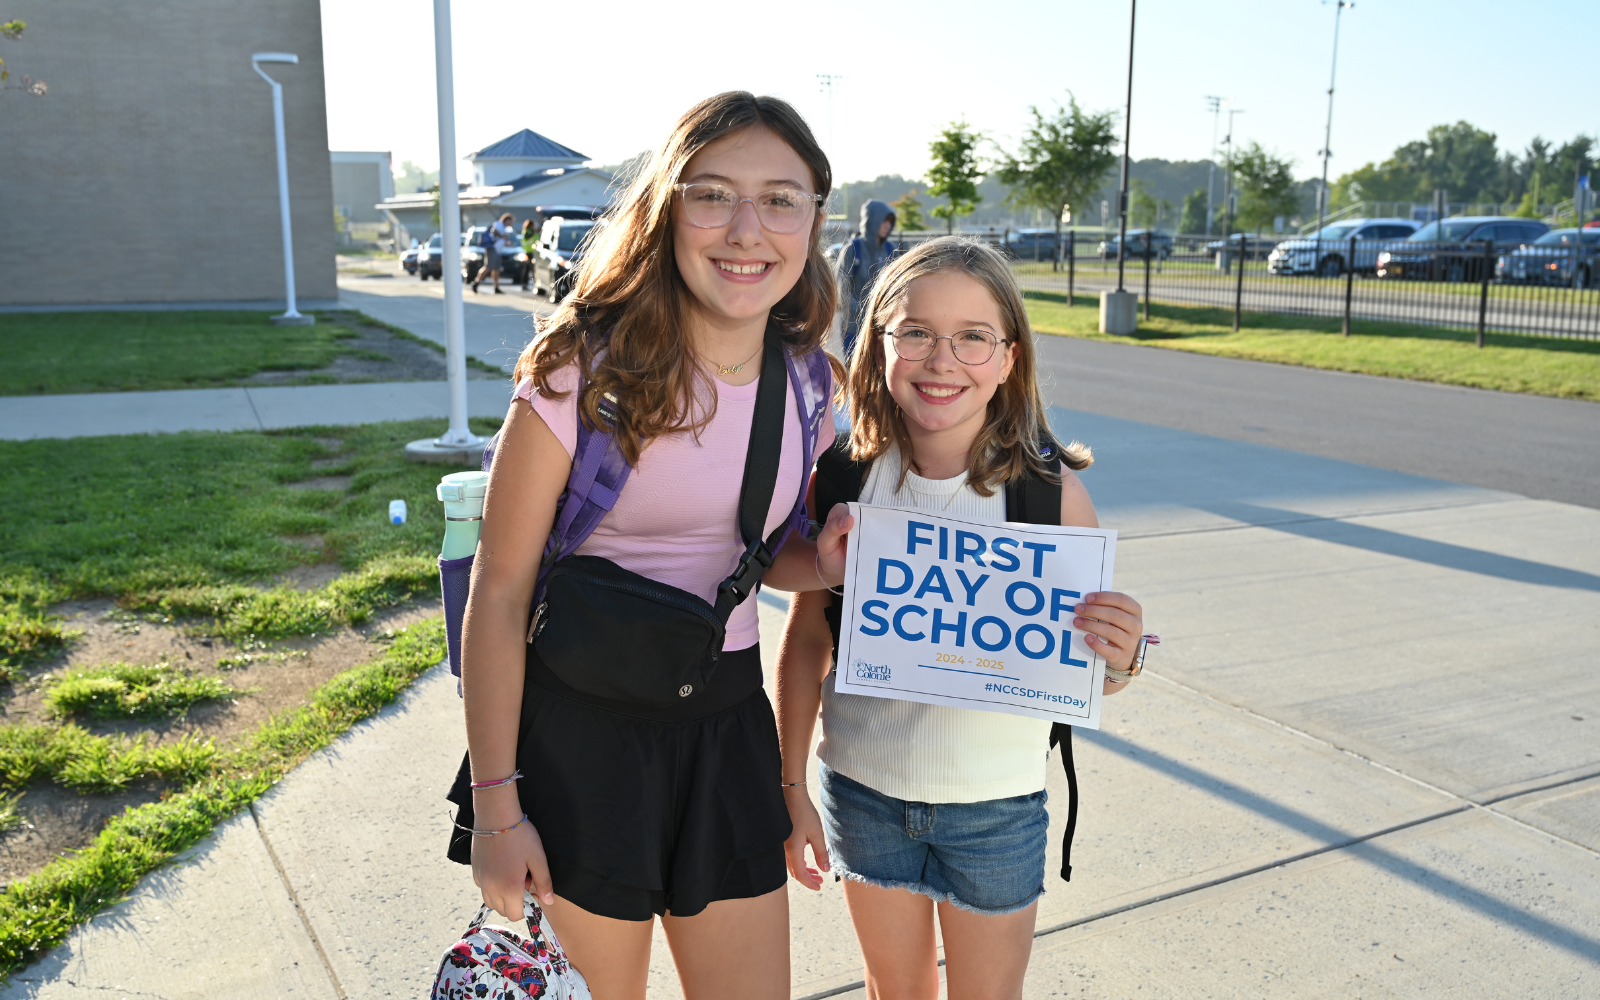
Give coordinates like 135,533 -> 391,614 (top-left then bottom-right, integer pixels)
1179,187 -> 1208,234
395,160 -> 440,194
891,188 -> 927,232
1232,142 -> 1299,233
992,96 -> 1118,261
927,121 -> 984,234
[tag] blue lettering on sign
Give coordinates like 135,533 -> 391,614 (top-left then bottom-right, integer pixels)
939,526 -> 949,561
931,608 -> 967,646
877,559 -> 913,595
1021,541 -> 1057,578
954,569 -> 989,606
1060,630 -> 1088,667
907,521 -> 935,556
954,531 -> 987,565
914,565 -> 954,603
989,537 -> 1021,573
1005,581 -> 1045,616
893,604 -> 928,641
858,600 -> 889,636
1016,624 -> 1055,660
1051,588 -> 1081,622
852,659 -> 892,683
972,615 -> 1011,652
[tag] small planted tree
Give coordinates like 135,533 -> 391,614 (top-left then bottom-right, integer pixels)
993,96 -> 1119,268
1232,142 -> 1299,234
928,121 -> 984,234
1179,188 -> 1208,234
891,188 -> 927,232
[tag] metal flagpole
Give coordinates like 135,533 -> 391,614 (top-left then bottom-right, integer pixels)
407,0 -> 486,462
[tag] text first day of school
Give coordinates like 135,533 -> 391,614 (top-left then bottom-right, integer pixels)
834,502 -> 1117,729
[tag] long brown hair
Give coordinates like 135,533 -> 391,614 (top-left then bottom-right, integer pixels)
512,92 -> 836,464
844,236 -> 1091,495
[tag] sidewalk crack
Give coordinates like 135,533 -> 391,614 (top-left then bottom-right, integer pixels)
250,803 -> 348,999
241,387 -> 265,431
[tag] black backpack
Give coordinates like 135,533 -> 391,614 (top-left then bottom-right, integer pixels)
813,436 -> 1080,882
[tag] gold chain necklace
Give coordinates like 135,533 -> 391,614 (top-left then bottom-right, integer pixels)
713,343 -> 763,377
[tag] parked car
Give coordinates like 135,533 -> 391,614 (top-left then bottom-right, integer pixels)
1266,219 -> 1418,276
1497,227 -> 1600,287
399,243 -> 419,275
1098,229 -> 1173,260
1003,229 -> 1062,261
415,232 -> 444,280
530,217 -> 598,300
1203,235 -> 1279,261
461,225 -> 530,285
1376,217 -> 1549,282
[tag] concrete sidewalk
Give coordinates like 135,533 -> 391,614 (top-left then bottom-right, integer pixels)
3,402 -> 1595,999
0,380 -> 515,441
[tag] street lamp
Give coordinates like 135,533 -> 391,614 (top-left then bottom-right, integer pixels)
1099,0 -> 1138,335
405,0 -> 485,462
1313,1 -> 1353,273
1220,107 -> 1244,238
251,52 -> 312,326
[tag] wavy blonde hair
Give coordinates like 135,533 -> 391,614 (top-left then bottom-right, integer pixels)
844,236 -> 1091,495
510,92 -> 837,465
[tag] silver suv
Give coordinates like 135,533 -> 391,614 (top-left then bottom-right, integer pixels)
1268,219 -> 1418,277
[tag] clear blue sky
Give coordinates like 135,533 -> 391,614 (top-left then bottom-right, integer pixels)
322,0 -> 1599,188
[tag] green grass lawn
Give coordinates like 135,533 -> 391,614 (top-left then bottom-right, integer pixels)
0,311 -> 371,395
1023,291 -> 1600,401
0,417 -> 495,971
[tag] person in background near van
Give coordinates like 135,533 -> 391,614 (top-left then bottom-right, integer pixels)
474,212 -> 516,294
521,218 -> 539,291
834,199 -> 897,362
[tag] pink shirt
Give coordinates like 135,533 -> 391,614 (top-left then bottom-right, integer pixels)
517,362 -> 834,651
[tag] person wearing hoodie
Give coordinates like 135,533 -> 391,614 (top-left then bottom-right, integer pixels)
834,199 -> 898,361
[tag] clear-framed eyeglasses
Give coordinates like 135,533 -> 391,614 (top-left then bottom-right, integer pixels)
674,183 -> 824,234
885,327 -> 1009,366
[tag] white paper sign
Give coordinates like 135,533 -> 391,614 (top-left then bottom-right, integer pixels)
834,503 -> 1116,729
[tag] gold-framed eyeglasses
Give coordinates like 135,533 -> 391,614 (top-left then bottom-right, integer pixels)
674,183 -> 824,234
885,327 -> 1009,365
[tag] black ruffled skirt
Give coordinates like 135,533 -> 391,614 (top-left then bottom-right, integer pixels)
446,642 -> 790,921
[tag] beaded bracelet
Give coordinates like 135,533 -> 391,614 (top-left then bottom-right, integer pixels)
452,814 -> 531,838
469,770 -> 523,791
814,552 -> 844,596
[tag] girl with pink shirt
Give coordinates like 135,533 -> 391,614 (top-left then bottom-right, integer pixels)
446,92 -> 851,1000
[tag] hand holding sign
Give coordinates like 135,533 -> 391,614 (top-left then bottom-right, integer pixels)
835,503 -> 1117,729
814,502 -> 854,590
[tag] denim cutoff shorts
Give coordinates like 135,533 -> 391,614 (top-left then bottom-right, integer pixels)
818,762 -> 1048,915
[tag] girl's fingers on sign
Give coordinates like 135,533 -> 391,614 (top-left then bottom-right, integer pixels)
814,503 -> 855,586
1075,591 -> 1144,670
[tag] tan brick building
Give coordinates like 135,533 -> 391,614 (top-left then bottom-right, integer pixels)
0,0 -> 337,306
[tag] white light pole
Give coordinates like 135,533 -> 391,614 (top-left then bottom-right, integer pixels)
251,53 -> 313,326
1205,96 -> 1223,236
407,0 -> 485,462
1313,1 -> 1353,273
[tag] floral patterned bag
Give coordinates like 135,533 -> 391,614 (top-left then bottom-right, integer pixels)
431,891 -> 592,1000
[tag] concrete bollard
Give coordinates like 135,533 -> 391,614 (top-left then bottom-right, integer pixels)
1099,290 -> 1138,335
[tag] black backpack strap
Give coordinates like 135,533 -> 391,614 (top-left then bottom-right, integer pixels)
713,323 -> 791,619
1006,433 -> 1077,882
814,438 -> 871,659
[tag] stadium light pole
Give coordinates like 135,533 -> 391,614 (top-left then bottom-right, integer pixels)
1205,96 -> 1223,236
1099,0 -> 1138,334
407,0 -> 485,462
251,53 -> 312,326
1313,1 -> 1352,272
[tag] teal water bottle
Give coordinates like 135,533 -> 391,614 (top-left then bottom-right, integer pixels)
436,471 -> 489,559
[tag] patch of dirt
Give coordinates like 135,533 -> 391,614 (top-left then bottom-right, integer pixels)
274,563 -> 345,591
241,310 -> 498,385
0,596 -> 442,888
284,475 -> 354,492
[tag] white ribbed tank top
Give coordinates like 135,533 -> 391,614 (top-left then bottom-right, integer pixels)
817,445 -> 1052,803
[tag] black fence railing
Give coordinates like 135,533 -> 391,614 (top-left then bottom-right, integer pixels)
1000,231 -> 1600,341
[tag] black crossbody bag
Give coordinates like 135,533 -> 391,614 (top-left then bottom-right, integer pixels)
528,331 -> 790,706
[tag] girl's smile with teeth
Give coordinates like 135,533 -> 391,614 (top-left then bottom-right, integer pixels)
915,383 -> 967,400
716,260 -> 772,275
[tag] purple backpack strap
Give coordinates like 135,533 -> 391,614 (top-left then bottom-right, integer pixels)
780,346 -> 835,543
533,405 -> 631,605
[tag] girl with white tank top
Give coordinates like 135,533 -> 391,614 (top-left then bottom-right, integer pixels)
780,237 -> 1149,999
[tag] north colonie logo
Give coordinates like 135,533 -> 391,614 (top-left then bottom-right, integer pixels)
852,659 -> 892,683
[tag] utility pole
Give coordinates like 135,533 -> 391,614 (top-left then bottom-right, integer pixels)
1221,108 -> 1244,238
817,74 -> 842,213
1205,96 -> 1223,236
1314,1 -> 1353,274
1099,0 -> 1139,335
